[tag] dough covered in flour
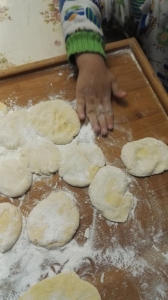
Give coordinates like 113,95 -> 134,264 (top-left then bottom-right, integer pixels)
0,159 -> 32,197
30,100 -> 80,145
0,202 -> 22,253
19,272 -> 101,300
0,102 -> 8,117
121,137 -> 168,176
20,137 -> 60,175
59,142 -> 105,187
89,165 -> 133,222
0,110 -> 37,149
27,191 -> 79,249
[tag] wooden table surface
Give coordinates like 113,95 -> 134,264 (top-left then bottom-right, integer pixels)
0,38 -> 168,300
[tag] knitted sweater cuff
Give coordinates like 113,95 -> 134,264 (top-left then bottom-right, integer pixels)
66,31 -> 105,62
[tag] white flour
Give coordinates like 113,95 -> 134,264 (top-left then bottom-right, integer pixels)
0,102 -> 167,300
108,49 -> 142,72
1,202 -> 167,300
0,212 -> 147,300
76,122 -> 95,143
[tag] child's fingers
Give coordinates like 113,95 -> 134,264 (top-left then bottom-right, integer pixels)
86,99 -> 100,134
95,101 -> 108,136
111,74 -> 127,99
103,96 -> 113,130
76,95 -> 85,120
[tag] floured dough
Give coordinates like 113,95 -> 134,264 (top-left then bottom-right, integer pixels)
59,142 -> 105,187
0,159 -> 32,197
89,165 -> 133,222
0,102 -> 8,117
19,272 -> 101,300
0,110 -> 37,149
20,137 -> 60,175
30,100 -> 80,145
121,137 -> 168,176
0,202 -> 22,253
27,191 -> 79,249
0,148 -> 20,161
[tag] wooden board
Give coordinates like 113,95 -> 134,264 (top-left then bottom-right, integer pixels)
0,38 -> 168,300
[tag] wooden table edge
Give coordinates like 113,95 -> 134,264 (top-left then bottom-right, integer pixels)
0,37 -> 167,112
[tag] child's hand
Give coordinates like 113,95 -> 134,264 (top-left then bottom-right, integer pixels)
76,53 -> 127,136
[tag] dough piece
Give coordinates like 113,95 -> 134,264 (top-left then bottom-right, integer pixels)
27,191 -> 79,249
0,159 -> 32,197
0,102 -> 8,117
30,100 -> 80,145
0,202 -> 22,253
89,165 -> 133,222
0,110 -> 37,149
20,137 -> 60,175
19,272 -> 101,300
0,148 -> 19,161
59,142 -> 105,187
121,137 -> 168,176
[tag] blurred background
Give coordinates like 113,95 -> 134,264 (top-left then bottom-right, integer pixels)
0,0 -> 66,70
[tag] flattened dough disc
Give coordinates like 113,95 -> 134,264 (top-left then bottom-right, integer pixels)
0,102 -> 8,117
19,272 -> 101,300
89,165 -> 133,222
121,137 -> 168,176
59,142 -> 105,187
0,159 -> 32,198
20,137 -> 60,175
27,191 -> 79,249
30,100 -> 80,145
0,202 -> 22,253
0,110 -> 37,149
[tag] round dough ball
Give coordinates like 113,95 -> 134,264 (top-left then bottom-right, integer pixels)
20,137 -> 60,175
121,137 -> 168,176
0,202 -> 22,253
19,272 -> 101,300
30,100 -> 80,145
89,165 -> 133,222
0,110 -> 37,149
59,142 -> 105,187
27,191 -> 80,249
0,159 -> 32,197
0,102 -> 8,117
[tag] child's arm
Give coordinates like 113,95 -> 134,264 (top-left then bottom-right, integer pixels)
59,0 -> 127,135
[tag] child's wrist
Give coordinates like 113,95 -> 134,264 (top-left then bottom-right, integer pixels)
76,53 -> 106,70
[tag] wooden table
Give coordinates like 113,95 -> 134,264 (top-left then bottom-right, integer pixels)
0,38 -> 168,300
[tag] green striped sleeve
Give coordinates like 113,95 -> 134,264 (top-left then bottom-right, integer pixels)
66,31 -> 105,62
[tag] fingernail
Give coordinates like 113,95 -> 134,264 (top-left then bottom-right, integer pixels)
94,125 -> 100,134
102,128 -> 108,136
108,124 -> 113,130
79,113 -> 85,120
118,90 -> 127,97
